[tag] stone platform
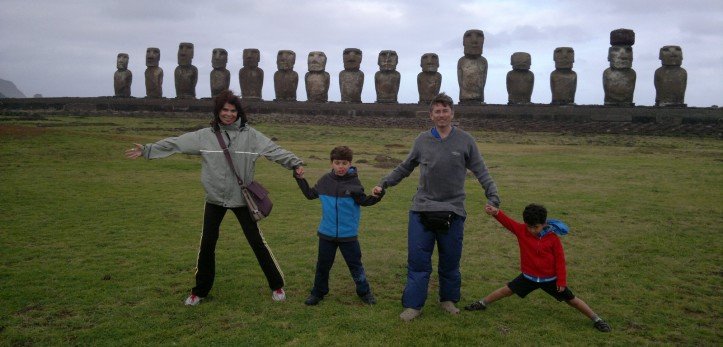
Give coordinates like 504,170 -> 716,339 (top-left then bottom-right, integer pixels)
1,97 -> 721,137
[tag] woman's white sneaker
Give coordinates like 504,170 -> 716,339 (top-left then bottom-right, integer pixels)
184,294 -> 203,306
272,288 -> 286,302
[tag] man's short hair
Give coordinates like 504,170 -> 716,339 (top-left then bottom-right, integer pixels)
429,92 -> 454,111
523,203 -> 547,225
330,146 -> 353,162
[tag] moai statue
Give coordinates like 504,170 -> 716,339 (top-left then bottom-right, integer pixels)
417,53 -> 442,104
210,48 -> 230,98
375,50 -> 400,103
305,51 -> 330,103
144,47 -> 163,98
175,42 -> 198,99
550,47 -> 577,105
506,52 -> 534,105
274,50 -> 298,101
114,53 -> 132,98
457,29 -> 487,105
603,29 -> 636,106
339,48 -> 364,103
654,45 -> 687,107
239,48 -> 263,101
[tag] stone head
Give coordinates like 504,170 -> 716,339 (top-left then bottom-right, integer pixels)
343,48 -> 363,70
608,46 -> 633,69
378,50 -> 398,71
553,47 -> 574,69
463,29 -> 485,55
243,49 -> 260,68
276,50 -> 296,71
511,52 -> 531,70
117,53 -> 129,70
178,42 -> 194,65
307,51 -> 327,72
659,45 -> 683,66
146,47 -> 160,67
420,53 -> 439,72
212,48 -> 228,69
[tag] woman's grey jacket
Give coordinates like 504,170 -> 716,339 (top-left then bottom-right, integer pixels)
141,119 -> 303,208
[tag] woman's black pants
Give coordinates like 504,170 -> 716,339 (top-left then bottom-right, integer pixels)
191,202 -> 284,297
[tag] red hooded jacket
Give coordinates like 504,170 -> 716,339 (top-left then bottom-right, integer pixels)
494,210 -> 567,287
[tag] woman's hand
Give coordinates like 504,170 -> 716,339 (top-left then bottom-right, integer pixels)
125,143 -> 143,159
294,166 -> 305,178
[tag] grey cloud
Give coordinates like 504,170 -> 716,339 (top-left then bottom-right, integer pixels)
0,0 -> 721,106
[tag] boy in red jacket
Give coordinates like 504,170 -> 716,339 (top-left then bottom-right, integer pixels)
465,203 -> 611,332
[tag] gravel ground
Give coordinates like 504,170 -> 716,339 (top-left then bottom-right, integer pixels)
2,109 -> 721,138
250,113 -> 723,138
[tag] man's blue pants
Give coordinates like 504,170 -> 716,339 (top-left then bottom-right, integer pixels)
402,211 -> 465,309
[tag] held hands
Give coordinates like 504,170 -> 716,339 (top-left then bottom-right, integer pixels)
484,204 -> 499,216
293,166 -> 305,179
124,143 -> 143,159
371,186 -> 384,198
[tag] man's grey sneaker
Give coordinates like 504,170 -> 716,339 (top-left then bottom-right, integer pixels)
360,292 -> 376,305
272,288 -> 286,302
400,308 -> 422,322
464,300 -> 487,311
594,319 -> 612,332
184,294 -> 203,306
304,294 -> 322,306
439,301 -> 460,315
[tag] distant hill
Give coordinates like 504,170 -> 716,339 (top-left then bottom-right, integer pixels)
0,78 -> 27,98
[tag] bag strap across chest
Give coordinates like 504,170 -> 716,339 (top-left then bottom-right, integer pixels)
214,130 -> 245,187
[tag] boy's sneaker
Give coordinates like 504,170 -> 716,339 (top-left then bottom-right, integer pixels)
400,308 -> 422,322
593,319 -> 612,332
464,300 -> 487,311
272,288 -> 286,302
304,294 -> 322,306
439,301 -> 460,315
184,294 -> 203,306
360,292 -> 376,305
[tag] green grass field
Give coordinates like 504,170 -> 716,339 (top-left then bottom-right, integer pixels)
1,115 -> 721,345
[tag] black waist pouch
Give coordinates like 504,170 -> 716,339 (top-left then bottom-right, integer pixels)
419,211 -> 454,233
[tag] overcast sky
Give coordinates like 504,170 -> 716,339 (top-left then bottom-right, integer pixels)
1,0 -> 721,107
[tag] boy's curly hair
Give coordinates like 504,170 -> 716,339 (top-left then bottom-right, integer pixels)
523,204 -> 547,225
330,146 -> 353,162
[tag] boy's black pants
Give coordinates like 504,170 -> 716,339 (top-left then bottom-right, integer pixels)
191,202 -> 284,297
311,237 -> 371,298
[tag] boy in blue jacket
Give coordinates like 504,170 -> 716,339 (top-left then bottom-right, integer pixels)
295,146 -> 382,305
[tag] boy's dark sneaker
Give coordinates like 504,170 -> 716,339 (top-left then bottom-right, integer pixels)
304,294 -> 322,306
593,319 -> 612,332
464,300 -> 487,311
360,292 -> 376,305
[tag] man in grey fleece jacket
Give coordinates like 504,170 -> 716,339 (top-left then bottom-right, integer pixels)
372,92 -> 500,322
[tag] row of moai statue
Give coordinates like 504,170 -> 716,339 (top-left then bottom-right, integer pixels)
114,44 -> 416,103
113,29 -> 687,107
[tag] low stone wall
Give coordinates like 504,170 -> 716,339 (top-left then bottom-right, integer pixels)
1,97 -> 721,137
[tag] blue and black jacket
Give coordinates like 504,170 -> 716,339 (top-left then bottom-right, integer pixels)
295,167 -> 381,242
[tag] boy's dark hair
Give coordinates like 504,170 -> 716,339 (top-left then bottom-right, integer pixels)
429,92 -> 454,111
523,203 -> 547,225
330,146 -> 353,162
211,90 -> 247,131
